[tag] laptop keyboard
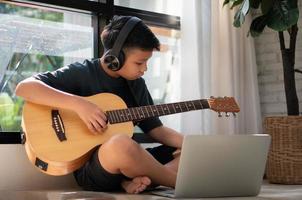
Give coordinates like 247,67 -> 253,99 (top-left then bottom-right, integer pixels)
150,188 -> 175,198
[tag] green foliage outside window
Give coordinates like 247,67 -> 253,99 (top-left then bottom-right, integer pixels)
0,2 -> 64,132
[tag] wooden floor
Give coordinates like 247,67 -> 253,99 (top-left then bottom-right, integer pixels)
1,181 -> 302,200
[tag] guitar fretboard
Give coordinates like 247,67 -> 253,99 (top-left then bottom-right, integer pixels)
106,99 -> 210,124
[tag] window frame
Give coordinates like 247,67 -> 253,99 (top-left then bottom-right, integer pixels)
0,0 -> 180,144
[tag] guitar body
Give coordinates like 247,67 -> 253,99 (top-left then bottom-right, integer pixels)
22,93 -> 134,176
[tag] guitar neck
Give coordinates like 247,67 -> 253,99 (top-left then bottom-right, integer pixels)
106,99 -> 210,124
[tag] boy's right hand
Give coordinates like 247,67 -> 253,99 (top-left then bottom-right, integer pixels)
73,97 -> 108,134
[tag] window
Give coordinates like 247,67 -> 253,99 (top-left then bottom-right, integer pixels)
0,0 -> 181,142
0,2 -> 94,133
114,0 -> 180,16
114,1 -> 182,132
144,26 -> 181,131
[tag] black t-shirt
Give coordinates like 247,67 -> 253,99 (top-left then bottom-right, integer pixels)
34,59 -> 162,133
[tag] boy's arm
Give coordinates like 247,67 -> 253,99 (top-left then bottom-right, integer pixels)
16,77 -> 79,109
15,77 -> 107,133
148,126 -> 183,149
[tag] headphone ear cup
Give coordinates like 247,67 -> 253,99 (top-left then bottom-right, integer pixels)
104,49 -> 121,71
117,50 -> 125,69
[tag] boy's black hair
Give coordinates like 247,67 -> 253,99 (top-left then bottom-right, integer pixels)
101,15 -> 160,52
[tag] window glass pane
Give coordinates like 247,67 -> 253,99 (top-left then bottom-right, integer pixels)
0,2 -> 93,132
114,0 -> 181,16
141,26 -> 181,132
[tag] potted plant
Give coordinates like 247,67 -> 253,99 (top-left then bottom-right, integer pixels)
224,0 -> 302,184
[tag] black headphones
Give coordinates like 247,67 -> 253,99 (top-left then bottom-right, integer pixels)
104,17 -> 142,71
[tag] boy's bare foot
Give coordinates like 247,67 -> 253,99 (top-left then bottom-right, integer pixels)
121,176 -> 151,194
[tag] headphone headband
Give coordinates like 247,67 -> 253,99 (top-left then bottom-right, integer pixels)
104,16 -> 142,71
110,17 -> 141,57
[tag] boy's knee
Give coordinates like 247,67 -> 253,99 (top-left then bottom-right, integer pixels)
102,134 -> 140,156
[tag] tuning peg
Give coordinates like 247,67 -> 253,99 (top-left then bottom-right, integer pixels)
225,112 -> 230,117
232,113 -> 236,118
218,112 -> 222,117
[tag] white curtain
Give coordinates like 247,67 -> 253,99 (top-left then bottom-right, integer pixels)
180,0 -> 262,135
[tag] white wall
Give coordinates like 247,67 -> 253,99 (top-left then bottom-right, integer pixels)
255,1 -> 302,117
0,145 -> 79,190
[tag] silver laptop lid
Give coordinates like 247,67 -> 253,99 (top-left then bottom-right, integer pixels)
175,134 -> 271,198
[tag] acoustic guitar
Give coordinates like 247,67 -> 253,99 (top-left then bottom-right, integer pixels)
21,93 -> 240,176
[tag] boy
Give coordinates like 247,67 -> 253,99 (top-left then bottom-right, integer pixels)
15,15 -> 183,194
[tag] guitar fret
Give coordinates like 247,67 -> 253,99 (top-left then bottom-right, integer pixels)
165,105 -> 171,114
191,101 -> 197,110
180,103 -> 185,111
106,111 -> 111,123
107,111 -> 115,124
175,103 -> 182,112
184,102 -> 189,111
119,110 -> 125,122
166,104 -> 171,114
171,103 -> 177,113
148,105 -> 155,117
117,110 -> 123,122
183,102 -> 188,111
122,109 -> 129,122
140,107 -> 145,119
192,100 -> 201,109
123,109 -> 129,121
185,103 -> 189,110
136,108 -> 142,120
130,108 -> 137,121
135,107 -> 143,120
112,111 -> 118,123
187,101 -> 194,110
112,110 -> 120,123
143,106 -> 149,118
126,109 -> 131,121
116,110 -> 122,122
198,100 -> 204,109
133,108 -> 139,120
159,105 -> 165,115
154,106 -> 160,116
126,109 -> 131,120
192,101 -> 199,109
132,108 -> 138,120
118,110 -> 125,122
161,105 -> 166,114
160,105 -> 165,114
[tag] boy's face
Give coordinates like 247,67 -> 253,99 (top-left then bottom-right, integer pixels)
116,48 -> 153,80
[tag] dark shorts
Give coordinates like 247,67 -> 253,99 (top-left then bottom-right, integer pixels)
73,144 -> 177,192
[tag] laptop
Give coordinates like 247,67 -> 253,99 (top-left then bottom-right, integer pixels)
151,134 -> 271,198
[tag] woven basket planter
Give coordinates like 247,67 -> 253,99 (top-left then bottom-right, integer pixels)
264,116 -> 302,184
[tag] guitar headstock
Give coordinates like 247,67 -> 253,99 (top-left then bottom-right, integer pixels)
208,96 -> 240,117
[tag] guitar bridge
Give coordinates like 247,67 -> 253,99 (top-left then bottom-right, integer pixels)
51,110 -> 67,142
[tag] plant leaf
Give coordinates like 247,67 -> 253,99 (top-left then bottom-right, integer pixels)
233,0 -> 250,27
250,15 -> 268,37
223,0 -> 230,7
234,11 -> 244,27
266,0 -> 299,31
231,0 -> 244,9
241,0 -> 250,15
